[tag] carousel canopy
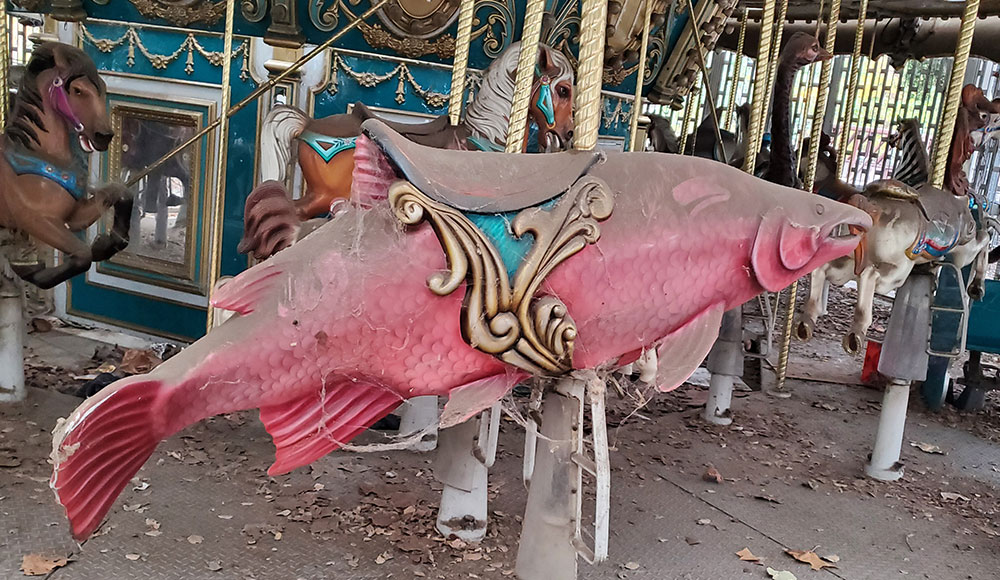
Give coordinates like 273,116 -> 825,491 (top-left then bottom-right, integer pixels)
739,0 -> 1000,20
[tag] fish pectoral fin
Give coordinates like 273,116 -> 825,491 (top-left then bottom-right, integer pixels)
440,372 -> 528,430
651,303 -> 726,392
210,263 -> 284,315
259,377 -> 403,476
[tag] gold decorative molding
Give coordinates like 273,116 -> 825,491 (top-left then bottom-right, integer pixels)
389,176 -> 615,375
328,53 -> 448,108
358,21 -> 456,59
79,24 -> 251,81
129,0 -> 227,27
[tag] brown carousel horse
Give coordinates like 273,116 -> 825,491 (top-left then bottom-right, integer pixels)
0,42 -> 132,289
239,42 -> 575,260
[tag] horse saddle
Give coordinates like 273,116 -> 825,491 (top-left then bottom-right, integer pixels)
350,102 -> 452,139
863,179 -> 919,201
360,119 -> 604,213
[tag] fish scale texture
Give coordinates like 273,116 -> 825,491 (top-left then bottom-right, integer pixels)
51,150 -> 870,539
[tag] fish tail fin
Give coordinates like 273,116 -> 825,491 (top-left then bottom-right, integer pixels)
50,378 -> 166,540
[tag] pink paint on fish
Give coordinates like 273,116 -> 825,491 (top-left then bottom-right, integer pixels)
50,124 -> 870,540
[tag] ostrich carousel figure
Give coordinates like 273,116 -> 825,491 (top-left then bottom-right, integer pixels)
0,43 -> 133,402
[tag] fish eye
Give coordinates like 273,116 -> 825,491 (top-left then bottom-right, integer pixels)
815,203 -> 825,215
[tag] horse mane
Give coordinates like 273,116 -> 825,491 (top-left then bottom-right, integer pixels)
464,41 -> 574,148
5,42 -> 105,150
891,118 -> 930,188
646,114 -> 679,153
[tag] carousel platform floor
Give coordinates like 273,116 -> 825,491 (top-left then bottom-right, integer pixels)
1,326 -> 998,580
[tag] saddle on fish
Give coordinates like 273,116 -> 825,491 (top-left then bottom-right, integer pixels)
50,119 -> 870,540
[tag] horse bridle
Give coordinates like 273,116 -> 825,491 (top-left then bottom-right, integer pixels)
48,75 -> 86,134
534,66 -> 556,129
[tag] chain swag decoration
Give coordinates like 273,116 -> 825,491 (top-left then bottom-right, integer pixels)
79,24 -> 251,81
388,176 -> 615,375
327,53 -> 449,108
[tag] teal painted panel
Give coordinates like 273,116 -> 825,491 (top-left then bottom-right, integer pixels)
68,275 -> 207,342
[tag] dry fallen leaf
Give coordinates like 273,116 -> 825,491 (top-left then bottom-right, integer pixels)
206,560 -> 223,571
374,551 -> 393,565
119,349 -> 163,374
125,554 -> 141,561
736,548 -> 761,563
786,549 -> 838,571
21,554 -> 69,576
910,442 -> 944,454
767,568 -> 797,580
940,492 -> 970,502
187,535 -> 204,545
703,465 -> 723,484
623,562 -> 640,570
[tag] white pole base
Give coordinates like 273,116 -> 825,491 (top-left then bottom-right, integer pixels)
435,417 -> 488,542
398,395 -> 439,452
0,282 -> 25,404
865,379 -> 910,482
702,373 -> 733,425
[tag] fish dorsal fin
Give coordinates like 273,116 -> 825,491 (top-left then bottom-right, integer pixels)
651,303 -> 726,392
210,263 -> 284,315
259,376 -> 403,475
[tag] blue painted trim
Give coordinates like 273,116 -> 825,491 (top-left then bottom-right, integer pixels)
299,131 -> 357,162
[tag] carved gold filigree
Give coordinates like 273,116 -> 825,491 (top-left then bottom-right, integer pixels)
128,0 -> 227,27
80,24 -> 251,81
358,21 -> 456,59
327,53 -> 448,107
389,176 -> 614,375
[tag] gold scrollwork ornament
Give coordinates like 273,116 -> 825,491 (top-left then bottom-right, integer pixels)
388,176 -> 615,376
128,0 -> 227,27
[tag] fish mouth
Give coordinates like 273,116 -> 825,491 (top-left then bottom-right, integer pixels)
820,212 -> 871,255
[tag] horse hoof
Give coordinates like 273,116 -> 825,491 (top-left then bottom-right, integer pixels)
10,261 -> 45,280
969,283 -> 985,301
843,332 -> 864,356
794,318 -> 814,342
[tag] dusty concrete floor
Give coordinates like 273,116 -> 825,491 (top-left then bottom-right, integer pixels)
0,310 -> 998,580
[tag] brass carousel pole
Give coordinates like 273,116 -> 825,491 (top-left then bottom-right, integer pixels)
742,0 -> 777,174
773,0 -> 841,395
506,0 -> 546,152
762,0 -> 789,133
0,1 -> 8,128
836,0 -> 869,177
723,9 -> 748,131
678,80 -> 698,154
447,0 -> 476,126
627,0 -> 654,151
573,0 -> 609,151
205,0 -> 236,330
126,0 -> 392,189
931,0 -> 982,188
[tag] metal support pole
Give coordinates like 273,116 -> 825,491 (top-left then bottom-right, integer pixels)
931,0 -> 982,189
703,309 -> 742,425
835,0 -> 868,176
574,0 -> 609,151
742,0 -> 777,173
435,416 -> 490,542
865,378 -> 910,481
866,272 -> 933,481
627,0 -> 654,151
204,0 -> 236,331
773,0 -> 841,396
506,0 -> 546,152
0,0 -> 9,127
723,9 -> 748,130
0,272 -> 25,403
516,377 -> 584,580
447,0 -> 476,126
399,395 -> 439,452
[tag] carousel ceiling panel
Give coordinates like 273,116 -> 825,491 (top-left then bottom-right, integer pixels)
739,0 -> 1000,20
